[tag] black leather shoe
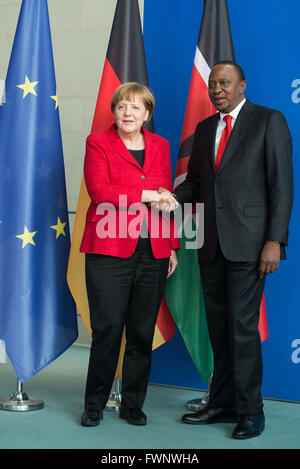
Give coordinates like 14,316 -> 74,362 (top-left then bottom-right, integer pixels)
182,407 -> 240,425
119,407 -> 147,425
81,410 -> 103,427
232,412 -> 265,439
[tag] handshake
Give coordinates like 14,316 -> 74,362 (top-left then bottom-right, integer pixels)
142,188 -> 179,212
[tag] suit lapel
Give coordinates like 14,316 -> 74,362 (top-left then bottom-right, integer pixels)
217,100 -> 255,174
142,127 -> 156,173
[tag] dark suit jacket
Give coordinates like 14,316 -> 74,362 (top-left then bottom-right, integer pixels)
175,100 -> 293,263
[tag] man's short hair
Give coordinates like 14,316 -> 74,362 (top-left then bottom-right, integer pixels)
212,60 -> 246,81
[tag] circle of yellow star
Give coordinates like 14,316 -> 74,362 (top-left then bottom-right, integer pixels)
17,75 -> 39,98
16,226 -> 37,248
50,93 -> 59,109
50,217 -> 66,239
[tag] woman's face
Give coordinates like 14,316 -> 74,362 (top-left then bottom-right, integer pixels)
114,94 -> 149,136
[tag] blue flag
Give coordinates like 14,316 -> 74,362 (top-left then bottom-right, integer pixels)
0,0 -> 78,382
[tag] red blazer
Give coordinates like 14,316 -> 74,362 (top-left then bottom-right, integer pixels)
80,125 -> 180,258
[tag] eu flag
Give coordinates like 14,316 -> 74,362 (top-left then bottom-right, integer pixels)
0,0 -> 78,382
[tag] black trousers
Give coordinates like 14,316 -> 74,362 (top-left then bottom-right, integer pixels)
84,237 -> 169,413
199,244 -> 265,415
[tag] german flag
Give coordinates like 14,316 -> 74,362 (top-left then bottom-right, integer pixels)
67,0 -> 175,379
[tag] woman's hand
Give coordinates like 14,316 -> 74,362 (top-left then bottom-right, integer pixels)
141,190 -> 162,204
167,250 -> 178,278
145,187 -> 178,212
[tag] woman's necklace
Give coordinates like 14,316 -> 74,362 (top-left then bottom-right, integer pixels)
119,131 -> 145,150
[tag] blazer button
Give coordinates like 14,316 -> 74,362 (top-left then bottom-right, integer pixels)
141,175 -> 146,180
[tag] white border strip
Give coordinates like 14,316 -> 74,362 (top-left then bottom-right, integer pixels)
174,172 -> 187,190
194,46 -> 211,86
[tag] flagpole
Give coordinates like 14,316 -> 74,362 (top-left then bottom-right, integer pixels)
105,377 -> 122,412
186,374 -> 212,411
0,378 -> 44,412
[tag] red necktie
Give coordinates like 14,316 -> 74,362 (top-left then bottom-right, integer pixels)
215,114 -> 232,172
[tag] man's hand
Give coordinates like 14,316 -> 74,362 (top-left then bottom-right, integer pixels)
259,240 -> 281,278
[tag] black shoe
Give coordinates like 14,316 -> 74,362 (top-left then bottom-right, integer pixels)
232,412 -> 265,439
119,407 -> 147,425
81,410 -> 103,427
182,407 -> 240,425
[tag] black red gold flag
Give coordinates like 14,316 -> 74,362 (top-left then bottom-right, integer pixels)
67,0 -> 175,379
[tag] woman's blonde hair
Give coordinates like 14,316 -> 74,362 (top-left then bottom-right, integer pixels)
111,82 -> 155,122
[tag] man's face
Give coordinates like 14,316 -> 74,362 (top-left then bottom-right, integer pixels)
208,64 -> 246,113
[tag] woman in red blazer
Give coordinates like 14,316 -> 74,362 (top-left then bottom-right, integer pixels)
80,83 -> 179,427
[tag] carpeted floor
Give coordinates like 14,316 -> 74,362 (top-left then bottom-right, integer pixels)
0,345 -> 299,451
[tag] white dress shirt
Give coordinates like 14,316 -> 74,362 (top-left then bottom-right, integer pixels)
214,98 -> 246,161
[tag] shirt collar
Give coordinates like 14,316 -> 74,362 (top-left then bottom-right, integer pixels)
220,98 -> 246,121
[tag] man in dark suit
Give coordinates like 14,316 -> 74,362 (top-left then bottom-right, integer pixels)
160,61 -> 293,439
